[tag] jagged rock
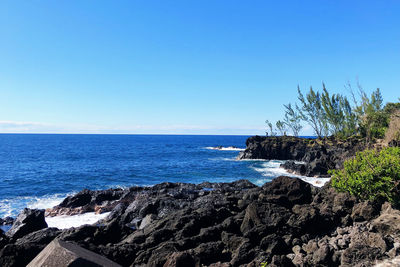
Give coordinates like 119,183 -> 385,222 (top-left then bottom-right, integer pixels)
341,245 -> 383,266
261,176 -> 313,208
372,202 -> 400,235
0,229 -> 9,249
6,208 -> 47,240
238,136 -> 365,176
0,217 -> 15,226
376,255 -> 400,266
351,201 -> 381,222
312,243 -> 333,265
280,160 -> 307,175
0,228 -> 61,267
48,188 -> 126,216
27,239 -> 121,267
0,179 -> 394,266
163,251 -> 195,267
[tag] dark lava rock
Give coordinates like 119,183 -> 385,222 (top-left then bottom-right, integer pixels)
280,160 -> 307,175
6,208 -> 48,240
2,177 -> 395,267
261,176 -> 313,208
0,217 -> 15,226
0,228 -> 10,249
49,187 -> 126,216
0,227 -> 60,267
238,135 -> 366,176
238,136 -> 309,161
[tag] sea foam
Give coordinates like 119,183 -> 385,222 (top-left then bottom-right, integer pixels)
0,194 -> 67,218
46,212 -> 110,229
250,160 -> 330,187
205,146 -> 245,151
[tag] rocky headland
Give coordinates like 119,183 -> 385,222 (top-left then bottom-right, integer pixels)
238,136 -> 367,177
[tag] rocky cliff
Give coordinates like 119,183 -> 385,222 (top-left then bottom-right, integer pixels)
238,136 -> 366,177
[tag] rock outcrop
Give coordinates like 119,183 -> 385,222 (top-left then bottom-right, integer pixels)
238,136 -> 366,176
6,208 -> 48,240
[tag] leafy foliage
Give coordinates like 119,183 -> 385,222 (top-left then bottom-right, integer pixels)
355,88 -> 389,141
297,86 -> 326,138
266,82 -> 399,139
330,147 -> 400,205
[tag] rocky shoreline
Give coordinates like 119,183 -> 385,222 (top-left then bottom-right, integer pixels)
1,176 -> 400,266
1,136 -> 399,266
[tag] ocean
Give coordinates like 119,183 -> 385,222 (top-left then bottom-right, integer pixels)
0,134 -> 325,218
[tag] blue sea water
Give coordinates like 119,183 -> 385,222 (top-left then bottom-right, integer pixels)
0,134 -> 293,218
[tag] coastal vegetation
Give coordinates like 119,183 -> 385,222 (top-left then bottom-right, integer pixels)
264,83 -> 400,207
330,147 -> 400,206
268,83 -> 400,141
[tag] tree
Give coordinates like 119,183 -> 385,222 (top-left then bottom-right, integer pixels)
276,120 -> 288,136
320,84 -> 358,137
296,86 -> 325,138
265,120 -> 276,136
321,86 -> 343,135
356,88 -> 388,141
283,103 -> 303,136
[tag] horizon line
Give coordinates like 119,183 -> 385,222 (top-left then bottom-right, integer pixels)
0,132 -> 317,137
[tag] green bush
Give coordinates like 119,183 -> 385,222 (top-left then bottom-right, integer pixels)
330,147 -> 400,205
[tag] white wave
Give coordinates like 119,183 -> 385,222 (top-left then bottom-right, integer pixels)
208,157 -> 237,161
299,177 -> 331,187
0,199 -> 15,218
205,146 -> 245,151
0,194 -> 68,218
250,160 -> 329,187
27,195 -> 66,210
238,158 -> 268,161
46,212 -> 110,229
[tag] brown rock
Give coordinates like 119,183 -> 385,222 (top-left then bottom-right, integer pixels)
27,239 -> 121,267
163,251 -> 195,267
372,203 -> 400,235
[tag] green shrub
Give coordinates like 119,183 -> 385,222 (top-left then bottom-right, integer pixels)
330,147 -> 400,205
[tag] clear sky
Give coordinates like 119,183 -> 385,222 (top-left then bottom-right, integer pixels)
1,1 -> 399,135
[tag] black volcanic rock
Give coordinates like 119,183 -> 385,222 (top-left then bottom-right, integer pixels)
0,228 -> 60,267
6,208 -> 47,240
0,217 -> 15,226
48,188 -> 126,216
238,136 -> 308,160
2,177 -> 399,266
238,136 -> 366,177
261,176 -> 313,208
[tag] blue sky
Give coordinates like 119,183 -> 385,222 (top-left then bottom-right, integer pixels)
1,1 -> 399,135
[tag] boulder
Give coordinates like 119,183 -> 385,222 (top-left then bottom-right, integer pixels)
261,176 -> 313,208
372,203 -> 400,236
0,228 -> 61,267
27,239 -> 121,267
351,201 -> 380,222
6,208 -> 47,239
